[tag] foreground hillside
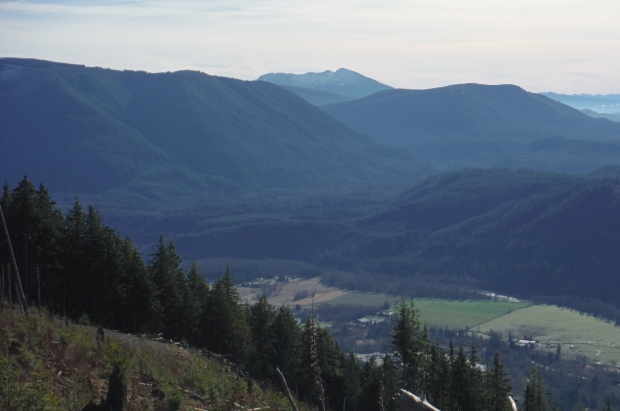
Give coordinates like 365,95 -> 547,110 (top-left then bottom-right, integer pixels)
0,59 -> 428,204
0,308 -> 296,411
322,84 -> 620,171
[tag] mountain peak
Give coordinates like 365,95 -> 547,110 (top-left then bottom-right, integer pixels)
257,68 -> 392,98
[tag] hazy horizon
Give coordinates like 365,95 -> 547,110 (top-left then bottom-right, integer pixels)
1,0 -> 619,94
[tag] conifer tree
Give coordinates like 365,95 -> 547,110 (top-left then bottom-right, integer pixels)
388,297 -> 428,393
359,356 -> 384,411
467,340 -> 485,411
117,237 -> 157,332
10,176 -> 39,305
270,305 -> 302,389
185,260 -> 210,345
249,294 -> 276,380
450,346 -> 471,411
381,353 -> 401,411
523,366 -> 547,411
148,237 -> 188,338
206,268 -> 250,363
342,352 -> 362,411
64,199 -> 87,317
487,351 -> 512,411
426,342 -> 451,411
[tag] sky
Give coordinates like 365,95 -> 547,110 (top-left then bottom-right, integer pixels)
1,0 -> 619,94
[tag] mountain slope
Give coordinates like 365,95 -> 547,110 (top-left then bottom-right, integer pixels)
331,168 -> 620,306
280,85 -> 356,105
581,109 -> 620,122
323,84 -> 620,171
0,59 -> 429,200
257,68 -> 392,98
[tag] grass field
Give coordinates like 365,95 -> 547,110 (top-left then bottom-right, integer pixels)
473,305 -> 620,365
415,299 -> 531,329
239,279 -> 620,365
329,292 -> 531,328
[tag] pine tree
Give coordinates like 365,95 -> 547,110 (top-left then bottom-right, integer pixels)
388,297 -> 428,394
359,356 -> 384,411
185,260 -> 210,345
148,237 -> 188,338
487,352 -> 512,411
206,268 -> 250,363
467,340 -> 485,411
117,237 -> 157,333
270,305 -> 302,389
249,294 -> 276,380
450,346 -> 470,411
523,366 -> 547,411
426,342 -> 451,411
381,353 -> 401,411
10,176 -> 39,306
342,352 -> 362,411
603,400 -> 613,411
63,199 -> 87,317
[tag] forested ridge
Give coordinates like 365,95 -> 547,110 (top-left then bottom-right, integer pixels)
0,177 -> 546,411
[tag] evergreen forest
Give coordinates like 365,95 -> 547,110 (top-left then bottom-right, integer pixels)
0,178 -> 559,411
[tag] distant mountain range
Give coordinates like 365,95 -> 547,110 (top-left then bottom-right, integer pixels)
580,109 -> 620,122
257,68 -> 392,102
5,59 -> 620,312
542,92 -> 620,114
0,59 -> 429,204
323,84 -> 620,172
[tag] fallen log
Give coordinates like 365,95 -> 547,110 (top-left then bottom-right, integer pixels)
394,390 -> 440,411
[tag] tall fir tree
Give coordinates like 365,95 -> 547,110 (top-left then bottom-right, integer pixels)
523,366 -> 547,411
486,351 -> 512,411
270,305 -> 302,389
206,268 -> 250,363
249,294 -> 276,380
388,297 -> 428,394
148,237 -> 189,338
185,260 -> 210,346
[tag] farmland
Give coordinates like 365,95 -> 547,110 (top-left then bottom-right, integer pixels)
473,305 -> 620,365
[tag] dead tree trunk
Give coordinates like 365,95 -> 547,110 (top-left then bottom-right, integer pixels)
0,205 -> 27,314
276,367 -> 299,411
81,365 -> 126,411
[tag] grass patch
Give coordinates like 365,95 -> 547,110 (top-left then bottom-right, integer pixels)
415,299 -> 531,329
330,292 -> 530,329
473,305 -> 620,365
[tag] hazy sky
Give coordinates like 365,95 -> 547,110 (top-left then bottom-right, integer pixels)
1,0 -> 619,93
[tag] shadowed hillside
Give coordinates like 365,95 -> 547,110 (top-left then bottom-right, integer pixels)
323,84 -> 620,171
0,59 -> 429,203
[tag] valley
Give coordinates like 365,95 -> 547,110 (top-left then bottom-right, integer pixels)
237,276 -> 620,366
3,59 -> 620,410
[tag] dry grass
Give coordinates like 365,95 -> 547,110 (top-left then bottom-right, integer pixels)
0,307 -> 310,411
238,277 -> 348,307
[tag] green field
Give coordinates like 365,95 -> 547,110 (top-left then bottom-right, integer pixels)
415,299 -> 531,329
473,305 -> 620,365
328,292 -> 531,329
320,290 -> 620,364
